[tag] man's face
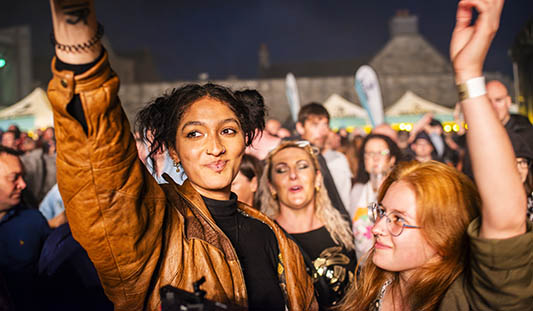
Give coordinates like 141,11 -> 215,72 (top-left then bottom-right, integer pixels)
265,119 -> 281,137
411,139 -> 434,159
297,115 -> 330,150
0,153 -> 26,211
1,132 -> 16,149
487,81 -> 511,124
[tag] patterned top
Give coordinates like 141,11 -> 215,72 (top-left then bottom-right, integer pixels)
350,182 -> 377,259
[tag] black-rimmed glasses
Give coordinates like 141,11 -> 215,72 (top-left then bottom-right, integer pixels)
368,202 -> 421,237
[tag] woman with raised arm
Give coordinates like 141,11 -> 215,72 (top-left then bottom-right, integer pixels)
338,0 -> 532,310
46,1 -> 316,310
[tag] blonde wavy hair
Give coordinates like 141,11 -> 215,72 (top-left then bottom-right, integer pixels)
337,161 -> 480,311
258,140 -> 354,250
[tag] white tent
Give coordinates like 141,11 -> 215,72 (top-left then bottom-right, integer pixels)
0,88 -> 54,130
323,94 -> 368,119
386,91 -> 454,116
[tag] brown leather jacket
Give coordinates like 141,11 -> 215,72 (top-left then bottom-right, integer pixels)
47,53 -> 317,311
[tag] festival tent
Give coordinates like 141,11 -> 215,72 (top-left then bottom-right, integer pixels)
323,94 -> 369,128
385,90 -> 454,123
0,88 -> 54,131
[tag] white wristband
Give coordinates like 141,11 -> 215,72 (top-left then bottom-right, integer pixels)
457,77 -> 486,101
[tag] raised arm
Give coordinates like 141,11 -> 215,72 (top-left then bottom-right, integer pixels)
48,1 -> 168,309
450,0 -> 526,239
49,0 -> 101,64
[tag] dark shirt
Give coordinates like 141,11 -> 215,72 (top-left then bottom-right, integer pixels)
202,193 -> 285,311
292,226 -> 356,310
461,114 -> 533,180
38,223 -> 113,311
0,205 -> 50,311
506,114 -> 533,150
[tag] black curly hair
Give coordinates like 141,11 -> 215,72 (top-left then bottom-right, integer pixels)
135,83 -> 266,159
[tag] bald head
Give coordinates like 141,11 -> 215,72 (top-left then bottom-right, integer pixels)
486,80 -> 511,124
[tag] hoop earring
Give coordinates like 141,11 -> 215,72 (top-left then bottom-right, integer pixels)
271,192 -> 277,200
315,185 -> 321,192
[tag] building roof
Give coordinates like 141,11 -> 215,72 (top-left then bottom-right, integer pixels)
259,56 -> 370,78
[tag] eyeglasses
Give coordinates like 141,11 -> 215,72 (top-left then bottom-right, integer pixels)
517,158 -> 530,169
368,202 -> 421,237
364,150 -> 390,159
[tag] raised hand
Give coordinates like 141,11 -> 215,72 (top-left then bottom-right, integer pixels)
49,0 -> 101,64
450,0 -> 526,239
450,0 -> 504,83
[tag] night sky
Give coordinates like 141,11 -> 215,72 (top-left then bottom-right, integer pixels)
1,0 -> 532,81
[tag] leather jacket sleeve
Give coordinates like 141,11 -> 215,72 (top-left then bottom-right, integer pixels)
47,52 -> 168,310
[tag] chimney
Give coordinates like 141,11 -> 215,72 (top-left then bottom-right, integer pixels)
389,10 -> 418,37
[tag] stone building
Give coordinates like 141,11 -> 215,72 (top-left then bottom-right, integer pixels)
118,11 -> 512,126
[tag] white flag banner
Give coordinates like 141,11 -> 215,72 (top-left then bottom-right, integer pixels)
286,73 -> 301,123
355,65 -> 384,127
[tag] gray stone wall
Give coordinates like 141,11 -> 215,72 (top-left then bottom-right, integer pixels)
119,75 -> 357,125
119,70 -> 512,126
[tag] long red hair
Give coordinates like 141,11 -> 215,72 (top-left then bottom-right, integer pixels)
338,161 -> 480,311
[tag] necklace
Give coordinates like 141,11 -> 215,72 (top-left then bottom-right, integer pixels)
370,280 -> 392,311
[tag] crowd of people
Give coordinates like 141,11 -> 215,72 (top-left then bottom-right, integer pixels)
0,0 -> 531,310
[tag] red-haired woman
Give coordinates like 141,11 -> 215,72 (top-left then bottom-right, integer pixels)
338,0 -> 532,310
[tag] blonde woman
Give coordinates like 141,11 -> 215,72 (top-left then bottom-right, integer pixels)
259,140 -> 356,309
338,0 -> 532,310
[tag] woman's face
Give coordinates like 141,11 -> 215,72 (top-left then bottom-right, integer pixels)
170,97 -> 245,200
231,171 -> 257,206
372,181 -> 438,277
516,157 -> 530,183
269,147 -> 320,211
364,138 -> 395,174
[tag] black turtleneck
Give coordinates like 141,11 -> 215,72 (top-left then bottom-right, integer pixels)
201,193 -> 285,311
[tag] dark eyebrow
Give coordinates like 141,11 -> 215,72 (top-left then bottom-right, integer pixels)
221,118 -> 240,126
181,121 -> 203,131
181,118 -> 240,132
